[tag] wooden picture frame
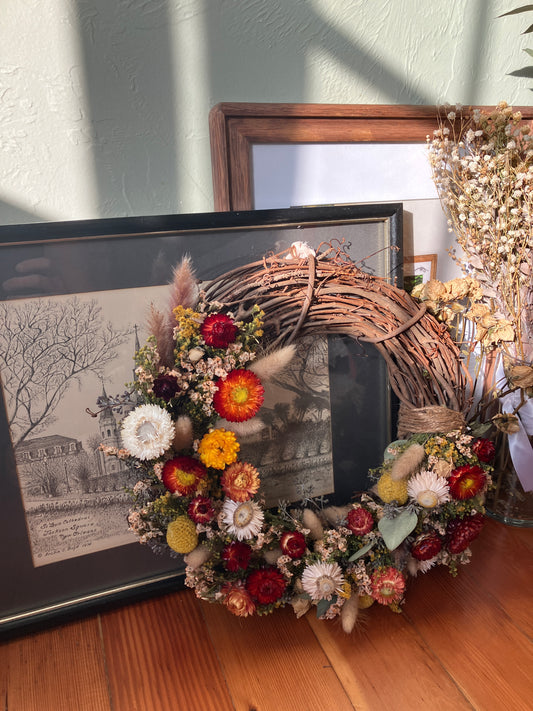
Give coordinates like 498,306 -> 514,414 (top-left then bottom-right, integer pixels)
404,253 -> 438,292
209,103 -> 533,212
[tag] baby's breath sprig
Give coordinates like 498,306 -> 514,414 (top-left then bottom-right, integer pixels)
428,102 -> 533,364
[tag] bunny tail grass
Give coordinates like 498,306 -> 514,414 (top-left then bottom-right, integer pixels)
184,544 -> 212,569
173,415 -> 194,451
323,505 -> 351,527
302,508 -> 324,540
217,417 -> 265,437
390,443 -> 426,481
341,595 -> 359,633
250,344 -> 296,381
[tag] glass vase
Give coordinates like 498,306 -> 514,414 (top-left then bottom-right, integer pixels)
484,428 -> 533,527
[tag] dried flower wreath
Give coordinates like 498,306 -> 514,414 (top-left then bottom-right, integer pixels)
101,242 -> 493,632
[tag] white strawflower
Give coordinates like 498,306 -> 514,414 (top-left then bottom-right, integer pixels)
222,499 -> 264,540
121,404 -> 175,460
407,470 -> 451,508
286,241 -> 316,259
301,561 -> 345,601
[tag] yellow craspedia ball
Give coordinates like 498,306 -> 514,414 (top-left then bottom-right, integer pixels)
166,516 -> 198,554
376,472 -> 409,504
357,594 -> 375,610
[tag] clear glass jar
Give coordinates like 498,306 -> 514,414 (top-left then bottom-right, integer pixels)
484,428 -> 533,527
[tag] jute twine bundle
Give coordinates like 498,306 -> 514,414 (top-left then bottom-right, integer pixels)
205,243 -> 469,434
396,404 -> 466,439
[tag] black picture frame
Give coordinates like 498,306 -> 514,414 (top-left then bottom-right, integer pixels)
0,203 -> 402,636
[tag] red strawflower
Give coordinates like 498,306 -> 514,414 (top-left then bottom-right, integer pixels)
446,513 -> 485,554
411,532 -> 442,561
222,541 -> 252,571
200,313 -> 238,348
346,506 -> 374,536
370,566 -> 406,606
472,438 -> 496,463
213,369 -> 265,422
448,464 -> 487,500
246,567 -> 286,605
187,495 -> 215,524
280,531 -> 307,559
162,456 -> 207,496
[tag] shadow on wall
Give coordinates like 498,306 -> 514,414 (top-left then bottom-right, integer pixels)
0,199 -> 46,226
73,0 -> 179,218
202,0 -> 490,211
2,1 -> 492,223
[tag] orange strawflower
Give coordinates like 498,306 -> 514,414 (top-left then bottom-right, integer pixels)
221,461 -> 260,501
213,369 -> 264,422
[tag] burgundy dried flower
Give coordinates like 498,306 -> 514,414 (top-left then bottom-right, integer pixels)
411,532 -> 442,561
246,567 -> 286,605
280,531 -> 307,559
346,506 -> 374,536
153,374 -> 180,402
222,541 -> 252,572
472,438 -> 496,463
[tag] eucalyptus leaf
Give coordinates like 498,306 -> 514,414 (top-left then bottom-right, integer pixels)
316,597 -> 335,618
348,540 -> 375,562
383,440 -> 408,461
469,421 -> 492,437
524,47 -> 533,56
378,509 -> 418,551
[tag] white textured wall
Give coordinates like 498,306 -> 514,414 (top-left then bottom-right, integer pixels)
1,0 -> 530,224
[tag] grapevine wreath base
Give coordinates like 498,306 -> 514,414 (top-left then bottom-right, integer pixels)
102,242 -> 495,633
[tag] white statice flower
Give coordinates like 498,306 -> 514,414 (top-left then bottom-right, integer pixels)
407,555 -> 439,577
407,470 -> 451,508
222,499 -> 264,541
301,561 -> 345,601
121,404 -> 175,460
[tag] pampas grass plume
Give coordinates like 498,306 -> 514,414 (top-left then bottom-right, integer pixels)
169,256 -> 198,312
390,443 -> 426,481
341,594 -> 359,633
173,415 -> 194,451
250,345 -> 296,381
302,508 -> 324,540
147,303 -> 174,367
184,544 -> 212,569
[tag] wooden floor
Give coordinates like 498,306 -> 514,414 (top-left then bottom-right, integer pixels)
1,517 -> 532,711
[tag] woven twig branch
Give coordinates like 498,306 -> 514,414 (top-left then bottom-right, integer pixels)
205,244 -> 468,414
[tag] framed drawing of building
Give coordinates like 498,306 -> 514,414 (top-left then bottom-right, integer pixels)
0,202 -> 401,634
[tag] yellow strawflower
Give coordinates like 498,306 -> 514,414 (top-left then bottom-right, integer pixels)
198,428 -> 240,469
